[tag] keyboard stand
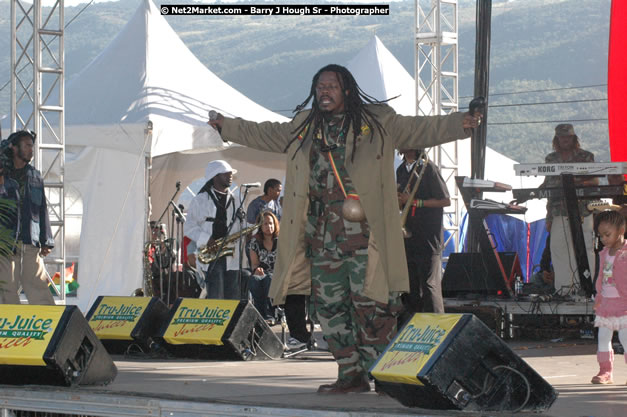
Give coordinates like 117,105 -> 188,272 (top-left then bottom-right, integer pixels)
456,176 -> 516,297
560,174 -> 594,297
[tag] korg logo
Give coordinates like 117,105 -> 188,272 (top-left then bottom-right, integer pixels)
538,166 -> 556,172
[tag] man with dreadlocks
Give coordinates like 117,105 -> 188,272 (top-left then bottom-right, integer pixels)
209,64 -> 481,394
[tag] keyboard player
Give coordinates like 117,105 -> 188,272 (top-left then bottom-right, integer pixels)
542,123 -> 598,294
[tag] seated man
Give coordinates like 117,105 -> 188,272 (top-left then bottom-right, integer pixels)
246,179 -> 282,224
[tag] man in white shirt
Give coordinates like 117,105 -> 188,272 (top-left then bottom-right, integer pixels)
184,160 -> 249,299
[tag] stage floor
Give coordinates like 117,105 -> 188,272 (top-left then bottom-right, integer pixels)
0,338 -> 625,417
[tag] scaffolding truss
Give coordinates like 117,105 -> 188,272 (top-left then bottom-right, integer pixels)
415,0 -> 461,251
11,0 -> 66,299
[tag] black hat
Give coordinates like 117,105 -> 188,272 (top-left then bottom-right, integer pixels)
6,130 -> 36,145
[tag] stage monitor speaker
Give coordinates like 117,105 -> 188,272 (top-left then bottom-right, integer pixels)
157,298 -> 284,360
85,296 -> 170,354
370,313 -> 557,412
0,305 -> 117,386
442,252 -> 522,297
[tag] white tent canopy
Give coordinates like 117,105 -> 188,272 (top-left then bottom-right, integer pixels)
66,0 -> 287,156
347,35 -> 432,117
62,0 -> 287,311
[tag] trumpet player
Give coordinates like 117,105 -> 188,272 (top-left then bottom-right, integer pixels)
396,149 -> 450,316
184,160 -> 250,300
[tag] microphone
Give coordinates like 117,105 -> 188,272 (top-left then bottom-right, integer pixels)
241,182 -> 261,188
468,96 -> 486,116
176,181 -> 181,190
208,110 -> 218,121
170,201 -> 185,222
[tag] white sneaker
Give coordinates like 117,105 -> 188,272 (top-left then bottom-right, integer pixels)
285,337 -> 306,351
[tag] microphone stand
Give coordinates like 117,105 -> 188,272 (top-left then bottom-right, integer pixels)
236,187 -> 252,301
167,209 -> 175,304
170,204 -> 185,303
154,182 -> 181,304
156,181 -> 182,226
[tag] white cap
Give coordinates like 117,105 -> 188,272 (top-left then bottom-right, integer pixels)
204,160 -> 237,181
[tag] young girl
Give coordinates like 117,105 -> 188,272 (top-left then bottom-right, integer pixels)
592,210 -> 627,384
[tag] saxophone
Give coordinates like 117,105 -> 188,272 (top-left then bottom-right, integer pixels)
197,223 -> 260,264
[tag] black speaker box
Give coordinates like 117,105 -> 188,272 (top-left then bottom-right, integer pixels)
151,269 -> 202,305
157,299 -> 284,360
0,305 -> 117,386
371,313 -> 557,412
85,296 -> 170,354
442,252 -> 521,297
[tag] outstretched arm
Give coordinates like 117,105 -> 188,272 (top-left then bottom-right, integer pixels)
390,110 -> 482,151
209,113 -> 302,154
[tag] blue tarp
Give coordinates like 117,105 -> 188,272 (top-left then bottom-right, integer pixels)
443,213 -> 548,281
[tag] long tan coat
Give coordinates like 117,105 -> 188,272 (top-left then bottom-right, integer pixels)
222,104 -> 468,304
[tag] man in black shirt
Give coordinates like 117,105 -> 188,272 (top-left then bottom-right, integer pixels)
396,149 -> 450,314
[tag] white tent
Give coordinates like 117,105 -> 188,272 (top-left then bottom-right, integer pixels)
346,36 -> 545,222
61,0 -> 287,311
346,35 -> 431,117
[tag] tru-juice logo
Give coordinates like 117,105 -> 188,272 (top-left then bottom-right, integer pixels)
391,324 -> 447,354
173,306 -> 232,326
0,315 -> 53,340
92,303 -> 143,321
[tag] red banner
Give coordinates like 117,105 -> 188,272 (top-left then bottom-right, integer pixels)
609,0 -> 627,164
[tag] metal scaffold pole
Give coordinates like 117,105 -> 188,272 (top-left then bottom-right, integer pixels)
415,0 -> 460,252
11,0 -> 66,300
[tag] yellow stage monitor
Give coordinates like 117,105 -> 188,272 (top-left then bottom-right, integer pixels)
162,299 -> 240,345
87,296 -> 152,341
370,313 -> 465,386
0,305 -> 66,366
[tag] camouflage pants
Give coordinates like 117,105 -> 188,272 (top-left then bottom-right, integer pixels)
310,252 -> 401,382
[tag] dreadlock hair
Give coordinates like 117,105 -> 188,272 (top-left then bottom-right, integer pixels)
284,64 -> 390,162
198,178 -> 213,195
595,210 -> 626,235
552,134 -> 580,152
1,130 -> 35,174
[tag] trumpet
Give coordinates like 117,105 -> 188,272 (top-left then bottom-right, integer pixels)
399,150 -> 429,238
197,222 -> 260,264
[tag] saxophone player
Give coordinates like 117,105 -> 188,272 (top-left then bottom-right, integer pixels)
184,160 -> 250,300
